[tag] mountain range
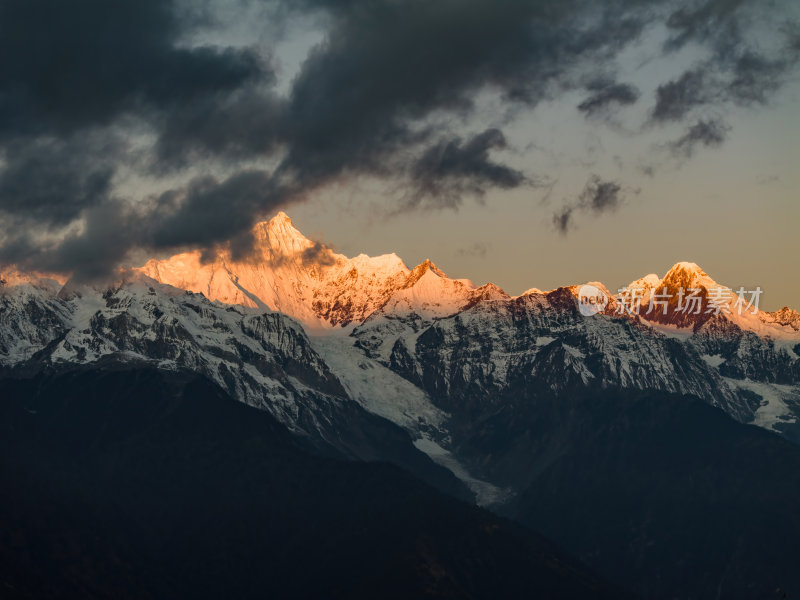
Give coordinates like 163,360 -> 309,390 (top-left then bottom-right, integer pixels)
3,212 -> 800,598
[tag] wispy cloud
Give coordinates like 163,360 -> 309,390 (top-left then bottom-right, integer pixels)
578,81 -> 641,119
553,175 -> 633,235
456,242 -> 491,259
668,118 -> 731,158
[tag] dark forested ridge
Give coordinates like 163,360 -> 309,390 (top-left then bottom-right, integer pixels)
0,367 -> 630,600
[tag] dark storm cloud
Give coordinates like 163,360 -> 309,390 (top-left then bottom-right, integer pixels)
580,177 -> 625,213
150,170 -> 279,250
651,0 -> 800,123
0,136 -> 119,224
0,0 -> 265,140
1,0 -> 798,276
652,69 -> 712,122
2,0 -> 657,278
265,240 -> 338,269
651,50 -> 799,123
578,81 -> 641,117
2,169 -> 283,280
299,242 -> 338,268
0,0 -> 276,277
664,0 -> 747,50
408,129 -> 527,208
552,206 -> 575,235
276,0 -> 648,193
669,118 -> 730,157
0,203 -> 140,280
788,22 -> 800,51
152,85 -> 287,169
553,175 -> 628,234
727,51 -> 792,105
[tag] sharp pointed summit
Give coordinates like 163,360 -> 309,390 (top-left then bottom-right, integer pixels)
137,214 -> 417,328
660,261 -> 718,291
404,259 -> 448,286
251,211 -> 318,259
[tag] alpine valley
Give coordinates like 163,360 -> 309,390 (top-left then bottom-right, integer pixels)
3,212 -> 800,599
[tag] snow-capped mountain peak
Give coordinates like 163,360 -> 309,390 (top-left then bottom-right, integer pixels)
252,211 -> 326,259
764,307 -> 800,331
624,273 -> 661,294
620,262 -> 722,329
659,261 -> 719,291
404,259 -> 446,285
137,215 -> 418,329
403,259 -> 473,290
624,263 -> 720,299
614,261 -> 800,340
359,259 -> 478,324
0,267 -> 65,293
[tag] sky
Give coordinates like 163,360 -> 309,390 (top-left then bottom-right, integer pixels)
0,0 -> 798,310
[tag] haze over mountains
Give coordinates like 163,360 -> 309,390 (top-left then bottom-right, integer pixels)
3,212 -> 800,598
